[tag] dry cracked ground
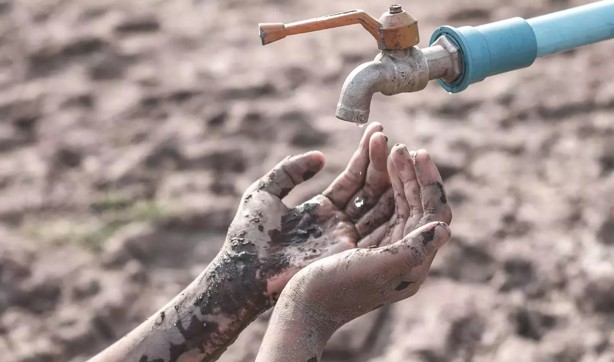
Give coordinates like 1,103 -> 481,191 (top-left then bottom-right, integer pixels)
0,0 -> 613,361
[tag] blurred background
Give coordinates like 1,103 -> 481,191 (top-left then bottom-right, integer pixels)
0,0 -> 613,361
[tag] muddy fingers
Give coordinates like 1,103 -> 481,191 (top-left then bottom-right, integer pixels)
380,144 -> 411,246
344,132 -> 390,220
323,122 -> 383,208
355,188 -> 394,239
393,222 -> 450,267
391,146 -> 423,230
413,149 -> 452,225
255,151 -> 325,199
357,222 -> 389,248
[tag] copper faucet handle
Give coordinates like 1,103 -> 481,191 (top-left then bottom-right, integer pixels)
258,6 -> 420,50
259,10 -> 380,45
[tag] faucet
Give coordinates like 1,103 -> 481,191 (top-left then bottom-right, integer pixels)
259,1 -> 614,124
335,36 -> 460,123
259,5 -> 461,124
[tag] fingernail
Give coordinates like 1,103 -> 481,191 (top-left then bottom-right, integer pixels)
416,149 -> 429,160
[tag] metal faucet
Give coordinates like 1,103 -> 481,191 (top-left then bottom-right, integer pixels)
335,35 -> 461,123
259,5 -> 461,124
259,2 -> 614,124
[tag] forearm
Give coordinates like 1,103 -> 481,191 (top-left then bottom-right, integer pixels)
90,249 -> 272,362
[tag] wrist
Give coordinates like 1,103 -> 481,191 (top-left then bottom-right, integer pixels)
255,276 -> 341,362
193,249 -> 273,316
99,250 -> 273,362
279,271 -> 343,338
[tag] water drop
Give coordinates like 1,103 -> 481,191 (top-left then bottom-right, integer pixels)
358,123 -> 365,128
354,196 -> 365,208
447,92 -> 453,95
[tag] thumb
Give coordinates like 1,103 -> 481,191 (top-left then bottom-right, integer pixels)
253,151 -> 325,199
382,221 -> 451,268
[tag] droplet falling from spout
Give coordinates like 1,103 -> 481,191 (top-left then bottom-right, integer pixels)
354,196 -> 365,208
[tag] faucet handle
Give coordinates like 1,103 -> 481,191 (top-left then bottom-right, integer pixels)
258,5 -> 420,50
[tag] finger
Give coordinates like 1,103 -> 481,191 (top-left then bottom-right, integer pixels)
254,151 -> 325,199
390,147 -> 423,233
323,122 -> 383,208
355,188 -> 394,239
373,222 -> 450,303
344,132 -> 390,220
357,222 -> 388,248
357,222 -> 449,290
414,150 -> 452,225
385,222 -> 450,268
380,145 -> 410,246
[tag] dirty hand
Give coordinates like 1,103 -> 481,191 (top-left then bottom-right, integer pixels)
223,122 -> 394,306
256,146 -> 452,362
90,123 -> 396,362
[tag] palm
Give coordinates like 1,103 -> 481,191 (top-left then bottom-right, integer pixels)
224,123 -> 393,296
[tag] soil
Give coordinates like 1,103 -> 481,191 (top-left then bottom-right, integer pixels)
1,0 -> 613,361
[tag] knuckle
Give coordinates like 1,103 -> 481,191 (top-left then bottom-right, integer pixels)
404,243 -> 427,267
344,170 -> 363,185
422,201 -> 449,223
422,196 -> 442,214
245,180 -> 264,195
279,164 -> 298,183
408,204 -> 422,218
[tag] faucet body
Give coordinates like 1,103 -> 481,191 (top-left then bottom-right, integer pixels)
335,43 -> 460,123
336,47 -> 429,123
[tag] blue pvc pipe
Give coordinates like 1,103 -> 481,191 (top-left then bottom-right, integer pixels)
529,1 -> 614,57
429,0 -> 614,93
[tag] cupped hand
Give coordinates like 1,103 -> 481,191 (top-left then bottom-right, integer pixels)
279,146 -> 452,325
223,123 -> 394,301
255,147 -> 452,362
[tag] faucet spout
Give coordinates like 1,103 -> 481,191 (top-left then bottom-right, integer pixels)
335,60 -> 389,124
335,47 -> 430,124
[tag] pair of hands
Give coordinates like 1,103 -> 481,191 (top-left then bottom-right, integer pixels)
224,122 -> 452,322
87,122 -> 452,362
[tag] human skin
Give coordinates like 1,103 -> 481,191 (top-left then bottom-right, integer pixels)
89,123 -> 401,362
255,146 -> 452,362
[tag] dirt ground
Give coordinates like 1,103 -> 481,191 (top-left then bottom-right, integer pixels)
0,0 -> 613,361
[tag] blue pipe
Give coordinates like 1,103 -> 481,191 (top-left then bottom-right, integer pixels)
429,0 -> 614,93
